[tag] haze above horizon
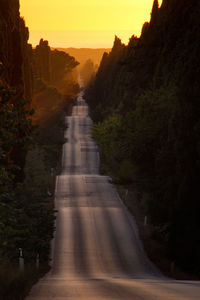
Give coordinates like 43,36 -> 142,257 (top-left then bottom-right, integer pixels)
20,0 -> 160,48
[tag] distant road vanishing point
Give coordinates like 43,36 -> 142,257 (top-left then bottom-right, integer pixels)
26,79 -> 200,299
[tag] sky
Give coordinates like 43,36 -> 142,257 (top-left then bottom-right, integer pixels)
20,0 -> 160,48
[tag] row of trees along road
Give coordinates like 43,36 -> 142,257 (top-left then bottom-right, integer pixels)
0,1 -> 79,297
85,0 -> 200,276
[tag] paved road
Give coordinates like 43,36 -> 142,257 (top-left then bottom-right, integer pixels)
26,89 -> 200,299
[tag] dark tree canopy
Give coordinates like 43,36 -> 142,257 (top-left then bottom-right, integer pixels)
85,0 -> 200,274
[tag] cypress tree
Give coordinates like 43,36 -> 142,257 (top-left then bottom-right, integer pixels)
150,0 -> 159,23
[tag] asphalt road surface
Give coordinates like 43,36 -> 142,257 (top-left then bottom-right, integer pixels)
26,89 -> 200,299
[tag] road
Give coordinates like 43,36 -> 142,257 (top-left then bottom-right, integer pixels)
26,86 -> 200,299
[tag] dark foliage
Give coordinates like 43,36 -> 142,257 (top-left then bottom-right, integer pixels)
0,1 -> 79,296
86,0 -> 200,274
33,40 -> 79,95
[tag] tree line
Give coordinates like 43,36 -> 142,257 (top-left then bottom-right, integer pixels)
85,0 -> 200,275
0,1 -> 79,296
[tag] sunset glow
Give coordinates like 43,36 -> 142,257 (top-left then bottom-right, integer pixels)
20,0 -> 159,48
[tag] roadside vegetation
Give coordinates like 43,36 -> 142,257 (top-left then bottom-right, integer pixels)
86,0 -> 200,278
0,82 -> 77,299
0,2 -> 81,298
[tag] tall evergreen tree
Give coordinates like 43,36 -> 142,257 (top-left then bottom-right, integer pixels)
150,0 -> 159,23
86,0 -> 200,274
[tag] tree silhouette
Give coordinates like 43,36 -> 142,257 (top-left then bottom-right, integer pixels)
85,0 -> 200,274
150,0 -> 159,23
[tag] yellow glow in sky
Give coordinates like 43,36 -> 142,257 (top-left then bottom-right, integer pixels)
20,0 -> 159,48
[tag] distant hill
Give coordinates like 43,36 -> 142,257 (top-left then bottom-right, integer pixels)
52,48 -> 111,67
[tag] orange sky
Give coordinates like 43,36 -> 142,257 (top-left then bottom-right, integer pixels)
20,0 -> 160,48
